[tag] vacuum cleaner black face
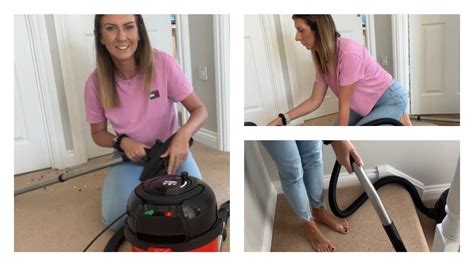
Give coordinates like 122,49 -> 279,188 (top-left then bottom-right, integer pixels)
124,172 -> 223,252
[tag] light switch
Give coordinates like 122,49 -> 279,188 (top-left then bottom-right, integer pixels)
199,66 -> 208,81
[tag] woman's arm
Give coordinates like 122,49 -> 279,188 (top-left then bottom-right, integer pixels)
90,121 -> 115,148
161,91 -> 208,174
337,84 -> 355,126
267,82 -> 328,126
90,122 -> 149,162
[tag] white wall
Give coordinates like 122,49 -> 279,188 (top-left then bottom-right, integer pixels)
188,15 -> 218,133
374,15 -> 394,76
260,141 -> 459,187
244,141 -> 277,252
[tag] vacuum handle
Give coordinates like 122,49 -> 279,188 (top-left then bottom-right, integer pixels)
15,156 -> 125,196
350,156 -> 392,225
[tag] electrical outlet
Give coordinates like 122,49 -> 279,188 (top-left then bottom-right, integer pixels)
381,56 -> 389,66
199,66 -> 208,81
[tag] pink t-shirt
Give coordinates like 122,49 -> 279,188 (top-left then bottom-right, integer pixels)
84,49 -> 192,146
316,37 -> 393,116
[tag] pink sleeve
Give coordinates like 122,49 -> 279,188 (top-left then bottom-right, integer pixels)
338,53 -> 364,86
166,55 -> 193,102
84,74 -> 106,124
315,74 -> 327,85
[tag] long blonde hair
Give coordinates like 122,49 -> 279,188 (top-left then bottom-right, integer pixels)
292,15 -> 340,75
94,15 -> 155,109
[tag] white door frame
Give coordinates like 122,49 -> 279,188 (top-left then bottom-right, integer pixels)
176,15 -> 230,152
175,15 -> 192,133
213,15 -> 230,152
24,15 -> 85,170
391,15 -> 411,113
365,14 -> 378,59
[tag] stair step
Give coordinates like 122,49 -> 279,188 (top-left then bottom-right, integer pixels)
271,184 -> 430,252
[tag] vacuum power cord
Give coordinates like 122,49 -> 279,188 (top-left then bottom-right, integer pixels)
83,212 -> 126,252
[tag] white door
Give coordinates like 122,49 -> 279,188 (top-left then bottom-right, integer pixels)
409,15 -> 460,115
280,15 -> 365,122
334,15 -> 365,45
55,15 -> 173,159
14,15 -> 51,174
244,15 -> 287,125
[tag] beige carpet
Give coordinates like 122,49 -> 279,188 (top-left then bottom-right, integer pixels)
14,142 -> 230,252
271,184 -> 430,252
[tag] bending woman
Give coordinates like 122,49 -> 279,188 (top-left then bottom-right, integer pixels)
84,15 -> 208,229
261,140 -> 363,252
268,15 -> 411,126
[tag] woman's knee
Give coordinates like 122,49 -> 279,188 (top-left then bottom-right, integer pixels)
101,163 -> 142,229
102,205 -> 127,230
278,160 -> 304,186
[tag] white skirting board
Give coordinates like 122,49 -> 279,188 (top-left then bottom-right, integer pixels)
193,128 -> 218,150
271,164 -> 450,201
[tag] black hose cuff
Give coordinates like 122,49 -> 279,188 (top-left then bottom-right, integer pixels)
278,113 -> 287,126
383,223 -> 407,252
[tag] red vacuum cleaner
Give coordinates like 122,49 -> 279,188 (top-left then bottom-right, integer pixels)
123,172 -> 227,252
15,135 -> 230,252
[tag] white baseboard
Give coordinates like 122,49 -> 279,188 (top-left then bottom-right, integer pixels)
193,128 -> 218,150
422,184 -> 451,201
272,164 -> 450,201
376,164 -> 450,201
261,183 -> 278,252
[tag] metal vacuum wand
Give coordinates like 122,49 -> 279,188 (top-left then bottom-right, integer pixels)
351,157 -> 407,252
15,156 -> 125,196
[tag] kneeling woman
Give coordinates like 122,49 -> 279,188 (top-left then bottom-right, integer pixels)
268,15 -> 411,126
84,15 -> 208,229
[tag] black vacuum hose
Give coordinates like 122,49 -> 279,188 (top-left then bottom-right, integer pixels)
328,117 -> 448,223
328,161 -> 447,223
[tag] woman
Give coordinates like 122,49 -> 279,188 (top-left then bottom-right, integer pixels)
261,140 -> 363,252
84,15 -> 208,229
268,15 -> 412,126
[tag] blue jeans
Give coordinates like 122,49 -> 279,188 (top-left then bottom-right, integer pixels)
348,80 -> 408,126
261,141 -> 324,222
101,152 -> 201,230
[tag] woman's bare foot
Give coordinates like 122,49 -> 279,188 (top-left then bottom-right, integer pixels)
400,112 -> 412,126
303,220 -> 336,252
312,208 -> 350,234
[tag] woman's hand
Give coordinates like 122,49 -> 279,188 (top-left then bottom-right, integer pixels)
160,129 -> 191,175
266,82 -> 328,126
330,141 -> 363,173
120,137 -> 150,162
267,116 -> 283,126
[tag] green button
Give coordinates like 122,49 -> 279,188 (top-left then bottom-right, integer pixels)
144,210 -> 154,216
